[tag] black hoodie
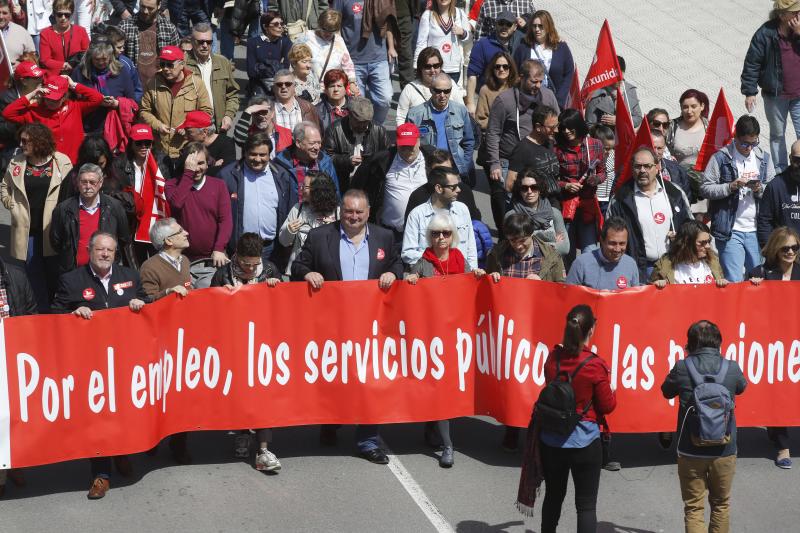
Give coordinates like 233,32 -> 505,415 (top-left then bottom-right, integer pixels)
756,167 -> 800,247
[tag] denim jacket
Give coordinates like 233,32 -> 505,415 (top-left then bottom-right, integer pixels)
406,101 -> 475,177
700,143 -> 775,241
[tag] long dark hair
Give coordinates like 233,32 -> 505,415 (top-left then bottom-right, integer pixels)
484,51 -> 518,91
562,305 -> 596,356
307,172 -> 338,215
667,219 -> 714,266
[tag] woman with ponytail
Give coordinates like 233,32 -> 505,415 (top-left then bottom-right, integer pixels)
517,304 -> 616,533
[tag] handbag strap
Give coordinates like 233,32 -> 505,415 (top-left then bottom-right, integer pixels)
304,0 -> 313,20
320,39 -> 335,78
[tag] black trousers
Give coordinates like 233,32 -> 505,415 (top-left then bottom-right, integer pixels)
540,438 -> 602,533
395,14 -> 416,89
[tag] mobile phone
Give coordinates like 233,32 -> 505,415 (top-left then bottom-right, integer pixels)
746,179 -> 759,186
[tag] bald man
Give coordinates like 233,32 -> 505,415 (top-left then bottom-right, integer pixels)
757,139 -> 800,247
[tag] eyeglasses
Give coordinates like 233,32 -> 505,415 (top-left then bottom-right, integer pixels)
274,81 -> 293,89
780,244 -> 800,254
650,119 -> 669,129
696,239 -> 712,247
160,61 -> 178,69
423,62 -> 442,70
431,230 -> 452,238
494,64 -> 510,71
166,228 -> 185,239
496,21 -> 513,28
736,139 -> 760,148
432,87 -> 452,95
520,184 -> 539,192
440,182 -> 461,191
239,259 -> 262,269
633,163 -> 656,171
55,12 -> 72,18
134,140 -> 153,147
194,39 -> 212,45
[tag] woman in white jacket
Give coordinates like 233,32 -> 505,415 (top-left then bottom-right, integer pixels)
413,0 -> 471,83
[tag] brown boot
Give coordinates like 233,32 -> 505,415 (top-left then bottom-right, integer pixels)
87,477 -> 110,500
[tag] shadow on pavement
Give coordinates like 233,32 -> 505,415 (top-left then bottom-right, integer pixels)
455,519 -> 529,532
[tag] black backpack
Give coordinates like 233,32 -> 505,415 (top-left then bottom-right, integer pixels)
534,354 -> 597,435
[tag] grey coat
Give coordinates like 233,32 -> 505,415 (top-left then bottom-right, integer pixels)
585,82 -> 642,129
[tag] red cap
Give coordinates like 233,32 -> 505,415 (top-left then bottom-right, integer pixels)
42,75 -> 69,101
396,123 -> 420,146
158,46 -> 185,62
14,61 -> 44,79
130,124 -> 154,141
177,110 -> 213,130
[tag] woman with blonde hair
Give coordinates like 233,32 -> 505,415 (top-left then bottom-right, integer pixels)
289,43 -> 321,105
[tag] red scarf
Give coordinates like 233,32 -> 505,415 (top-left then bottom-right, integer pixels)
422,247 -> 465,276
133,152 -> 171,242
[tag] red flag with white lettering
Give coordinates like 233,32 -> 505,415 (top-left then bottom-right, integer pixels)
581,20 -> 624,102
564,67 -> 584,116
693,88 -> 735,172
134,152 -> 170,243
612,86 -> 636,191
614,115 -> 655,191
0,31 -> 14,91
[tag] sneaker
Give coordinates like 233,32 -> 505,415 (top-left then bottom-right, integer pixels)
234,434 -> 251,458
603,461 -> 622,472
255,449 -> 281,472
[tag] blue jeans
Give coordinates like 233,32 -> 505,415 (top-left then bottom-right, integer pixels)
716,230 -> 762,282
763,95 -> 800,173
356,425 -> 380,453
355,62 -> 393,126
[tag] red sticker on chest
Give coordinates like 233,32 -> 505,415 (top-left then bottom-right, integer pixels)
653,212 -> 666,224
13,166 -> 20,177
82,288 -> 95,300
705,275 -> 714,284
352,2 -> 363,14
616,276 -> 628,289
442,43 -> 452,53
376,248 -> 385,260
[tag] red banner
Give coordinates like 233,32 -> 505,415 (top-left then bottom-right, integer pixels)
2,277 -> 800,469
694,87 -> 735,172
581,20 -> 623,101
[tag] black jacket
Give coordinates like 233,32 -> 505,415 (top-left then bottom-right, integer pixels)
290,222 -> 403,282
662,158 -> 695,204
50,194 -> 131,275
322,118 -> 389,191
741,20 -> 793,98
747,262 -> 800,281
0,258 -> 37,316
351,146 -> 400,223
757,170 -> 800,247
607,179 -> 692,280
210,259 -> 281,286
52,264 -> 148,313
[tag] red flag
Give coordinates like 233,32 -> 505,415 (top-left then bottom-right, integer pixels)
613,114 -> 655,191
134,152 -> 171,243
0,31 -> 13,91
693,88 -> 735,172
612,85 -> 636,191
581,20 -> 624,102
564,67 -> 584,116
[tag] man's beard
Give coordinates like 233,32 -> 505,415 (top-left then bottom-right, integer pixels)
787,164 -> 800,183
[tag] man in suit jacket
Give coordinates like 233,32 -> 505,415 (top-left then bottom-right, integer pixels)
291,188 -> 403,464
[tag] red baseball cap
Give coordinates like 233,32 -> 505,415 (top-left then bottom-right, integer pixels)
177,110 -> 213,130
396,123 -> 420,146
159,46 -> 185,62
42,75 -> 69,101
14,61 -> 44,79
130,124 -> 154,141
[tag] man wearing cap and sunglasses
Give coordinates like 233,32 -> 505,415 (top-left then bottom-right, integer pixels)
140,44 -> 212,160
186,22 -> 239,133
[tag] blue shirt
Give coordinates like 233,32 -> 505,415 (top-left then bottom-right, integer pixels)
339,226 -> 370,281
566,249 -> 641,290
334,0 -> 387,64
540,420 -> 601,448
431,106 -> 450,151
242,164 -> 279,240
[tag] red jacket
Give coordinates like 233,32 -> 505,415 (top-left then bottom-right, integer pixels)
543,346 -> 616,424
2,83 -> 104,163
39,25 -> 90,76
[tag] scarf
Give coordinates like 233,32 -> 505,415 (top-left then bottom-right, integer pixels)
511,197 -> 553,232
230,255 -> 264,286
516,412 -> 544,516
422,247 -> 465,276
518,89 -> 538,114
92,67 -> 110,91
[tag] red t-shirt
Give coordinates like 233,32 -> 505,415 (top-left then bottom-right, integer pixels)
77,207 -> 100,266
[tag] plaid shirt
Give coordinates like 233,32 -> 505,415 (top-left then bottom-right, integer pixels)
275,99 -> 304,133
476,0 -> 536,41
555,137 -> 607,201
499,240 -> 543,278
119,15 -> 180,66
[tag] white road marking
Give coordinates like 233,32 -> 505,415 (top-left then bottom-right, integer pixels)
384,445 -> 455,533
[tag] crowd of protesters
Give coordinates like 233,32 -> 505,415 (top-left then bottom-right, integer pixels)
0,1 -> 797,530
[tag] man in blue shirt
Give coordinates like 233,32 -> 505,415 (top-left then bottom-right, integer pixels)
333,0 -> 398,126
566,217 -> 641,290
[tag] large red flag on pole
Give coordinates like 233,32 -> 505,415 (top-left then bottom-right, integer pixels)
564,67 -> 584,116
613,117 -> 655,192
581,20 -> 624,102
612,85 -> 636,191
693,88 -> 735,172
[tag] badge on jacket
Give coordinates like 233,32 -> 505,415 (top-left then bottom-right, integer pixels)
376,248 -> 385,260
82,288 -> 95,300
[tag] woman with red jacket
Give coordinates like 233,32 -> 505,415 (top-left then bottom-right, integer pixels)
38,0 -> 89,77
2,75 -> 104,163
517,304 -> 616,532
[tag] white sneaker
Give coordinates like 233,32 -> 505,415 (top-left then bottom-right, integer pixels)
234,434 -> 251,458
255,449 -> 281,472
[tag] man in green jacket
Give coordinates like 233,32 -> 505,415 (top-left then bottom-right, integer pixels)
186,22 -> 239,133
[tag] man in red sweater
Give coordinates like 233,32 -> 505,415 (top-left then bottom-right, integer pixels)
1,75 -> 103,163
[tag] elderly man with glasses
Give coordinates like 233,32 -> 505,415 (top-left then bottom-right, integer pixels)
186,22 -> 239,133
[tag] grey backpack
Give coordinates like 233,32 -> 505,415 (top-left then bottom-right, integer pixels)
684,358 -> 734,447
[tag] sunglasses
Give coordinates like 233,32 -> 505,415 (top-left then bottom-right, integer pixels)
194,39 -> 212,45
431,230 -> 452,238
496,21 -> 513,28
432,87 -> 452,95
736,139 -> 760,148
55,11 -> 72,18
440,183 -> 461,191
160,61 -> 178,69
134,140 -> 153,147
531,24 -> 544,29
274,81 -> 293,89
696,239 -> 712,247
633,163 -> 656,171
650,119 -> 669,128
268,21 -> 285,27
780,244 -> 800,254
520,184 -> 539,192
494,64 -> 510,71
423,62 -> 442,70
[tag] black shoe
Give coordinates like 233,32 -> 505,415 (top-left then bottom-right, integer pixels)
359,448 -> 389,465
320,426 -> 338,447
